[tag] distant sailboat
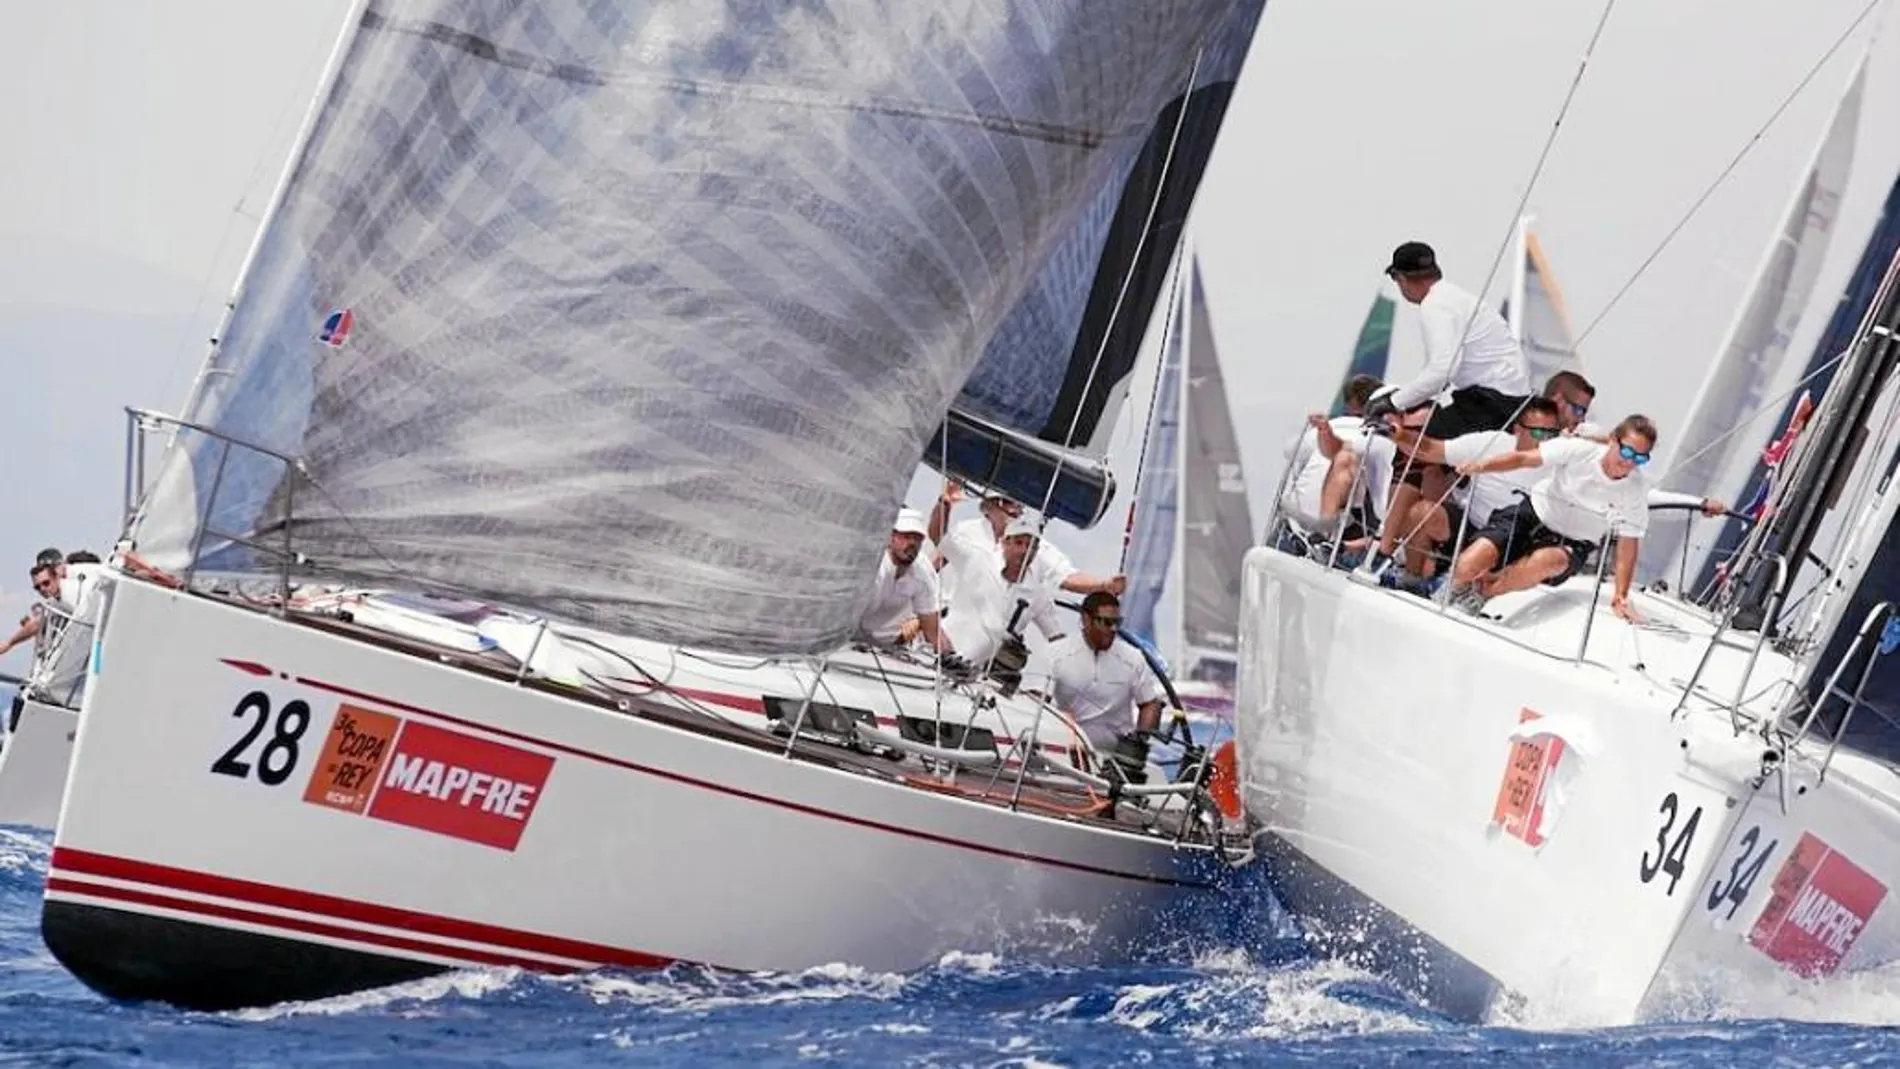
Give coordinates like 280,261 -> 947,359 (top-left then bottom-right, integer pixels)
1328,291 -> 1394,416
1501,214 -> 1584,386
1123,247 -> 1253,707
1648,54 -> 1867,580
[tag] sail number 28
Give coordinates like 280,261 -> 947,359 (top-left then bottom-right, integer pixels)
211,690 -> 312,786
1638,791 -> 1703,896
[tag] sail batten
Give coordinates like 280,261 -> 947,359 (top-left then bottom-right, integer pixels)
136,0 -> 1264,654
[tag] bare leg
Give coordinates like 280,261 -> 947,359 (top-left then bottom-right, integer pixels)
1402,499 -> 1450,577
1379,483 -> 1423,558
1452,538 -> 1501,587
1479,546 -> 1571,598
1318,449 -> 1360,523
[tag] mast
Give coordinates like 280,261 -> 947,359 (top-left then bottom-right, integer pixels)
1170,236 -> 1196,672
1508,214 -> 1531,343
1733,248 -> 1900,642
174,0 -> 371,426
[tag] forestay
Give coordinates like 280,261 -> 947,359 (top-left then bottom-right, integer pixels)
133,0 -> 1263,653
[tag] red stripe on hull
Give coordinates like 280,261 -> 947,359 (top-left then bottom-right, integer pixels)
49,848 -> 673,970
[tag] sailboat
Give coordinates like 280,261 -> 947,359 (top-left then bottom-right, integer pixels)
1237,39 -> 1900,1024
1646,55 -> 1868,582
1328,291 -> 1395,417
1502,214 -> 1585,386
37,1 -> 1267,1011
1122,249 -> 1254,716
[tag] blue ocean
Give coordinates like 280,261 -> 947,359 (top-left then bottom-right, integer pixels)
5,828 -> 1900,1067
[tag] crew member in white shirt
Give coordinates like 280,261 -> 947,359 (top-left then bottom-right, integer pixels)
1546,369 -> 1727,518
1280,387 -> 1398,541
1384,396 -> 1564,579
1364,242 -> 1532,437
1447,414 -> 1660,620
1038,591 -> 1165,751
856,508 -> 950,651
938,516 -> 1066,665
927,482 -> 1125,598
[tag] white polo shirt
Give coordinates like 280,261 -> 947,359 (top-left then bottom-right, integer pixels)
938,524 -> 1065,663
856,551 -> 940,644
1532,438 -> 1651,541
938,516 -> 1076,605
1440,431 -> 1540,528
1040,633 -> 1166,748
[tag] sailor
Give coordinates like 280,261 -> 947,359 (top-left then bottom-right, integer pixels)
927,482 -> 1125,598
1384,396 -> 1565,579
1446,414 -> 1659,621
938,516 -> 1066,665
1544,371 -> 1727,518
1038,591 -> 1165,751
856,508 -> 951,651
1364,242 -> 1532,436
0,552 -> 70,660
1279,381 -> 1398,547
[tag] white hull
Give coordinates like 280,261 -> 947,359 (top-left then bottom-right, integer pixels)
1237,547 -> 1900,1025
46,579 -> 1234,1009
0,699 -> 77,830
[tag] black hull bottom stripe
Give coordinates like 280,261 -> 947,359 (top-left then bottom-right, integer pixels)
1259,833 -> 1504,1022
43,900 -> 448,1012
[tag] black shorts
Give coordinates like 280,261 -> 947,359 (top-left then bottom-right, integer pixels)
1416,386 -> 1530,439
1473,501 -> 1597,585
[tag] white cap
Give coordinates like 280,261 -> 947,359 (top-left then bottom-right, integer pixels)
892,507 -> 929,536
1368,384 -> 1400,404
1002,517 -> 1041,540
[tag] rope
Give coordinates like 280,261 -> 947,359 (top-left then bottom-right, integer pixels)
1572,0 -> 1885,348
1116,249 -> 1189,574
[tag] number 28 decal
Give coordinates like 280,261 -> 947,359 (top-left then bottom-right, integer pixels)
212,690 -> 311,786
1638,790 -> 1703,895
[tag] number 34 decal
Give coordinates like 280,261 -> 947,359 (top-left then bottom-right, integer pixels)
1638,791 -> 1703,895
211,690 -> 312,786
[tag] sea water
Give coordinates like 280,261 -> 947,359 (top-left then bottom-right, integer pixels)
7,828 -> 1900,1067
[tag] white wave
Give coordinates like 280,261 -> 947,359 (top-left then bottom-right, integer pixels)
0,828 -> 51,873
573,961 -> 907,1013
226,966 -> 523,1020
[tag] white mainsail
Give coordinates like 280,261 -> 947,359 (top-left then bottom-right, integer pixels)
1649,55 -> 1866,580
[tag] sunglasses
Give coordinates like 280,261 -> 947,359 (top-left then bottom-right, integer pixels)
1523,425 -> 1560,441
1617,442 -> 1651,466
1565,400 -> 1591,417
1089,613 -> 1123,627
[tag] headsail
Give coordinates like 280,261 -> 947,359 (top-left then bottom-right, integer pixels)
1327,292 -> 1395,417
1177,257 -> 1253,668
133,1 -> 1266,655
1649,56 -> 1865,579
1121,252 -> 1251,673
930,1 -> 1264,522
1505,216 -> 1583,386
1122,263 -> 1186,646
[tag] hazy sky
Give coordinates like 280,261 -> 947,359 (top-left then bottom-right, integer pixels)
2,0 -> 1896,668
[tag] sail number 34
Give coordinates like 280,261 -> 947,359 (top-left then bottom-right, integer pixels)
1638,791 -> 1703,896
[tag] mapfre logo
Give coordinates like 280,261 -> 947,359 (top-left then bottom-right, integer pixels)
1747,832 -> 1887,977
304,708 -> 554,852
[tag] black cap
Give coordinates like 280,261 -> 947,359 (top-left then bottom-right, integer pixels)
1385,241 -> 1437,276
34,548 -> 62,569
